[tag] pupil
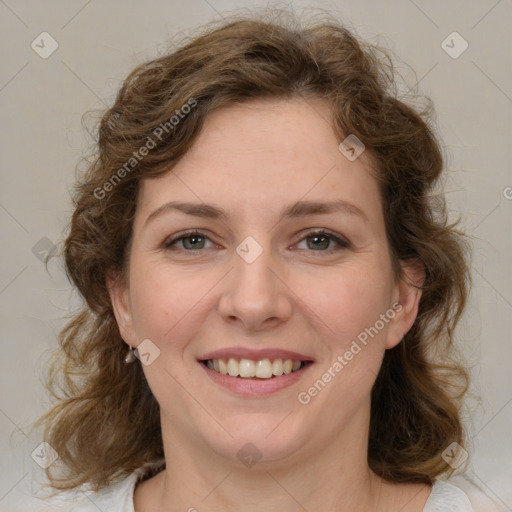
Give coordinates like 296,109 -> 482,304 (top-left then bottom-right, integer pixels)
185,236 -> 204,249
309,235 -> 328,250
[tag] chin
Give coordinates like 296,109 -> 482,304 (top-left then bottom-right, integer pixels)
200,413 -> 309,467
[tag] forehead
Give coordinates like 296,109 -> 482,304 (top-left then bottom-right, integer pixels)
178,96 -> 368,169
135,97 -> 382,227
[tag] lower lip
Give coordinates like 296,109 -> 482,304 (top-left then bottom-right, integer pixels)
199,362 -> 313,397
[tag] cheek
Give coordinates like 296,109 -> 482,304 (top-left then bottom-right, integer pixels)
127,246 -> 394,357
302,260 -> 394,351
294,264 -> 394,425
128,260 -> 208,342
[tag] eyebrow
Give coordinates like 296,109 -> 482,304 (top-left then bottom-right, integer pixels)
144,199 -> 368,227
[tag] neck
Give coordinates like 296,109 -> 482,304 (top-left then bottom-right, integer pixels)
158,446 -> 382,512
142,411 -> 389,511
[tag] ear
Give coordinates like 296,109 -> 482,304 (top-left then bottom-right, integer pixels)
385,258 -> 425,349
106,269 -> 137,348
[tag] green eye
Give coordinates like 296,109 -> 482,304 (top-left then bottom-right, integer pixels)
163,230 -> 213,250
163,229 -> 350,253
296,230 -> 351,251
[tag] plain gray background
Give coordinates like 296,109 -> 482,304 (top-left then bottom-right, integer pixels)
0,1 -> 511,510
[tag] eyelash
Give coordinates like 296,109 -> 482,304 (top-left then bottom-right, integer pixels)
162,229 -> 351,254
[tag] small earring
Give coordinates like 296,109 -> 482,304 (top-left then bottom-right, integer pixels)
124,346 -> 137,364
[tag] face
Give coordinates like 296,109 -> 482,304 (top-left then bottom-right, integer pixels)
108,97 -> 422,467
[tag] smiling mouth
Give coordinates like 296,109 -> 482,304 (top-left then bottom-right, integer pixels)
201,357 -> 312,379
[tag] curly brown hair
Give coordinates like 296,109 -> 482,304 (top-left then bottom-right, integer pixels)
33,8 -> 470,492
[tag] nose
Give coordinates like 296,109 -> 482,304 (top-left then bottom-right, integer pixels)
217,237 -> 293,332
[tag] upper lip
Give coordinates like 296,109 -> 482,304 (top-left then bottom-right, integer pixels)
198,348 -> 314,362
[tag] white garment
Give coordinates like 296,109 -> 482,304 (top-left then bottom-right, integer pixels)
62,463 -> 504,512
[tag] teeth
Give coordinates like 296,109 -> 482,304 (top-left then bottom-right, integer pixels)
255,359 -> 272,378
239,359 -> 256,378
205,357 -> 305,379
272,358 -> 283,376
227,358 -> 239,377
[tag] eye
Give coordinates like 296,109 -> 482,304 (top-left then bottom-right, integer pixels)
162,230 -> 215,251
162,229 -> 351,253
294,230 -> 351,252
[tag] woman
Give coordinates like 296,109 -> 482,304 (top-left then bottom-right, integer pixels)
35,9 -> 499,511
